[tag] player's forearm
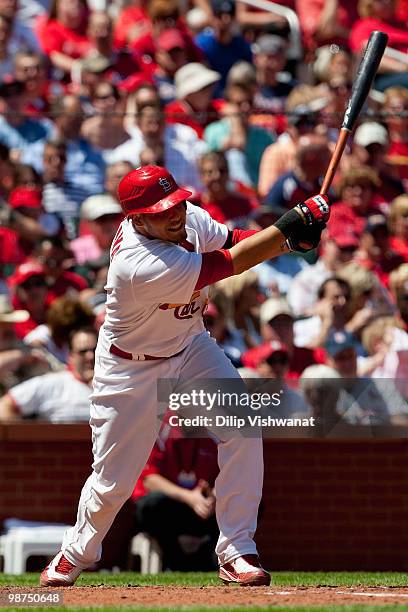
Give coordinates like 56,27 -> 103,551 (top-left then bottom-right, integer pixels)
229,225 -> 288,275
0,395 -> 21,422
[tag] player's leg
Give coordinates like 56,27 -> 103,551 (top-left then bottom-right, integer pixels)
174,332 -> 269,585
40,354 -> 171,586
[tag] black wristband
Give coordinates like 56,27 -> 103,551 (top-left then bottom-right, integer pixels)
273,208 -> 303,239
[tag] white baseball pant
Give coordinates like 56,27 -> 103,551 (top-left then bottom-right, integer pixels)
61,331 -> 263,567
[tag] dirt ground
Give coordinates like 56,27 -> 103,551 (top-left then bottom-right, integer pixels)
4,585 -> 408,607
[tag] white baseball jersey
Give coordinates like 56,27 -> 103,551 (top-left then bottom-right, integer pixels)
102,203 -> 229,357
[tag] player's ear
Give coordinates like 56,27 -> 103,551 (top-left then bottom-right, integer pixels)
131,214 -> 144,228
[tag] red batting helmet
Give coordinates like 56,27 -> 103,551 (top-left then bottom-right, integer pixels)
117,166 -> 192,216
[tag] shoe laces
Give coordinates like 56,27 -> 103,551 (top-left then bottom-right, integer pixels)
55,554 -> 76,574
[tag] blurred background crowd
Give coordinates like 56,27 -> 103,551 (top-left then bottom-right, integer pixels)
0,0 -> 406,430
0,0 -> 407,575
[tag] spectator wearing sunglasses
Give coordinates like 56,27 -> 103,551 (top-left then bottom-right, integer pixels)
0,326 -> 96,422
7,262 -> 49,339
241,340 -> 310,417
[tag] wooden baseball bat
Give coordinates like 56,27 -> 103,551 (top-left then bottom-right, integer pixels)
320,30 -> 388,196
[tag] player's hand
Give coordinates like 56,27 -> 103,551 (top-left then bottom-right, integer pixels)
185,482 -> 215,519
273,195 -> 330,252
294,195 -> 331,226
285,222 -> 326,252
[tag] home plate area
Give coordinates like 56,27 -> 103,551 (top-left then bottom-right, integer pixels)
5,585 -> 408,607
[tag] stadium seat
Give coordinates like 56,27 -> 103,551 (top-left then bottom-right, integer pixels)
129,533 -> 162,574
0,525 -> 71,574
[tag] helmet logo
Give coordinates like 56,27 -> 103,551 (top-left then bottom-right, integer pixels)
158,177 -> 172,193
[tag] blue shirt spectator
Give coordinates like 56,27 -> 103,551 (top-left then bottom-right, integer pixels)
195,0 -> 252,95
21,94 -> 105,197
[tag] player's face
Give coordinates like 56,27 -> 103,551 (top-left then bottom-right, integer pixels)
134,202 -> 187,243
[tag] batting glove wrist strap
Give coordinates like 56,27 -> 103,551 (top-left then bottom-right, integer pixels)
297,195 -> 331,225
273,208 -> 303,239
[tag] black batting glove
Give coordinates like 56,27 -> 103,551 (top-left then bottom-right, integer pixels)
273,194 -> 330,252
286,222 -> 326,252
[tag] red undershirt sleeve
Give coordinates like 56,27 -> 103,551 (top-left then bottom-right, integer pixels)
195,250 -> 234,290
230,228 -> 259,245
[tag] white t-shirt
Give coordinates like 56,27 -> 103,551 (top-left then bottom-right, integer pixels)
24,324 -> 69,364
9,370 -> 91,422
101,203 -> 228,357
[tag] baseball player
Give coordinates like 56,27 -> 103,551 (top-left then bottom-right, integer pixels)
40,165 -> 329,587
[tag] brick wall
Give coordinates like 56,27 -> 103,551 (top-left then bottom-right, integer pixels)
1,423 -> 408,570
0,423 -> 133,569
260,435 -> 408,571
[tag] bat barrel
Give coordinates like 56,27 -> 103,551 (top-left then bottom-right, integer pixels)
342,30 -> 388,131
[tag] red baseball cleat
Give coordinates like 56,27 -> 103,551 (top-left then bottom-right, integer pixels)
40,551 -> 82,587
219,554 -> 271,586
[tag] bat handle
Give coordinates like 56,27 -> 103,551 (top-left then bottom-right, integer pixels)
320,128 -> 351,196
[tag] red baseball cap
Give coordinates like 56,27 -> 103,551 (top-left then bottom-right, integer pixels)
9,187 -> 42,209
157,28 -> 186,51
118,74 -> 154,94
203,302 -> 219,319
8,262 -> 46,287
241,341 -> 288,369
327,226 -> 359,249
117,165 -> 192,216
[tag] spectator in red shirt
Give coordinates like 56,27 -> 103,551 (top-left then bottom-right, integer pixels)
32,235 -> 88,304
388,195 -> 408,261
132,425 -> 219,571
355,213 -> 405,287
296,0 -> 358,51
7,261 -> 49,339
113,0 -> 150,52
349,0 -> 408,90
165,62 -> 222,138
36,0 -> 91,79
383,87 -> 408,185
329,166 -> 385,236
194,151 -> 258,225
114,0 -> 199,68
84,12 -> 144,88
0,186 -> 61,266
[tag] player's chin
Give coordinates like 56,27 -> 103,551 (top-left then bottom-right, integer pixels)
166,227 -> 187,243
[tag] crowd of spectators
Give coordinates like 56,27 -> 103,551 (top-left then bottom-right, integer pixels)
0,0 -> 407,573
0,0 -> 406,428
